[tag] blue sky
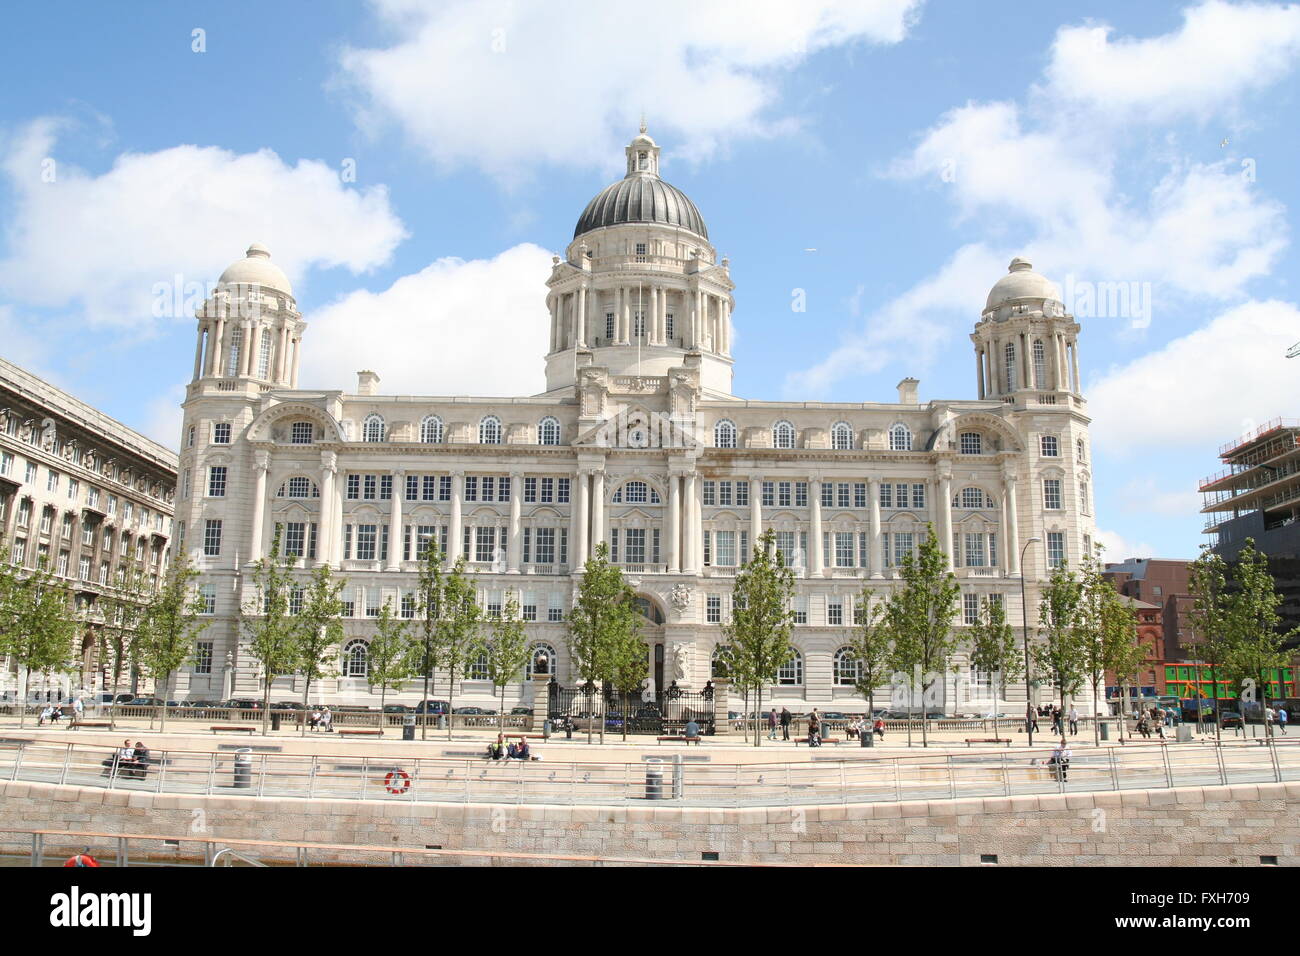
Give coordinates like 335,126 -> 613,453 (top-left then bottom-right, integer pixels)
2,0 -> 1299,562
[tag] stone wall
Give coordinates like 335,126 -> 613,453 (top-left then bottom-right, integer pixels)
0,779 -> 1295,866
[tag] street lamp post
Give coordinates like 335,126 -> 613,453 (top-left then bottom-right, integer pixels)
1020,537 -> 1042,747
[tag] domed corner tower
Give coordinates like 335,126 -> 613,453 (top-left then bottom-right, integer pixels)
971,257 -> 1082,405
543,126 -> 736,398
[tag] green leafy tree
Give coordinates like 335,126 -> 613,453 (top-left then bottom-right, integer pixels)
1222,540 -> 1297,739
136,555 -> 207,731
887,524 -> 960,748
4,561 -> 79,727
1105,600 -> 1147,743
567,543 -> 638,743
100,563 -> 153,701
967,594 -> 1021,740
475,594 -> 531,731
413,543 -> 445,738
437,556 -> 482,739
725,530 -> 796,748
1188,547 -> 1233,740
606,605 -> 647,742
1074,558 -> 1136,745
1034,561 -> 1086,734
847,591 -> 893,722
368,599 -> 413,718
241,529 -> 299,734
293,563 -> 347,734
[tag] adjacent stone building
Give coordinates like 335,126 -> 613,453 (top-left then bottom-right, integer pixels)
176,129 -> 1100,713
0,357 -> 177,698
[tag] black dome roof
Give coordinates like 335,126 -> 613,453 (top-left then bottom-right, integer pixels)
573,174 -> 708,240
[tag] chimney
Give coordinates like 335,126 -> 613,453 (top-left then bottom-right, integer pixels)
897,377 -> 919,404
357,370 -> 380,396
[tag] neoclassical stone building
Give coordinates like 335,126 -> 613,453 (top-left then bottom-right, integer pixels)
175,129 -> 1098,713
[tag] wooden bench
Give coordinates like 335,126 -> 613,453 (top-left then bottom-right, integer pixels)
794,737 -> 842,746
656,736 -> 701,745
964,738 -> 1012,747
503,733 -> 544,741
210,725 -> 256,734
70,720 -> 114,730
337,728 -> 384,738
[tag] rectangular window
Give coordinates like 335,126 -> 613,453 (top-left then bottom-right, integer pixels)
464,476 -> 478,501
48,471 -> 59,492
199,584 -> 217,615
25,462 -> 37,484
291,422 -> 314,444
203,520 -> 222,557
524,477 -> 537,502
406,475 -> 419,501
363,474 -> 377,500
380,475 -> 392,500
820,483 -> 833,508
346,475 -> 360,499
892,532 -> 914,567
964,533 -> 985,567
912,484 -> 926,509
475,527 -> 497,563
706,594 -> 722,624
792,595 -> 808,625
827,601 -> 843,626
703,481 -> 716,506
213,423 -> 231,444
535,527 -> 556,565
854,482 -> 867,508
356,525 -> 378,561
1047,531 -> 1066,568
284,522 -> 306,558
835,532 -> 855,567
0,452 -> 11,476
439,475 -> 452,501
1043,478 -> 1062,510
195,641 -> 214,675
795,482 -> 808,507
208,466 -> 227,497
714,530 -> 736,567
56,551 -> 69,577
1040,435 -> 1059,457
665,313 -> 674,339
880,483 -> 892,508
605,312 -> 615,341
777,481 -> 791,507
963,593 -> 980,625
548,594 -> 564,622
762,481 -> 774,507
837,483 -> 851,508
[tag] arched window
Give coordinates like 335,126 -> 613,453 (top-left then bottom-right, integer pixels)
258,328 -> 272,379
1079,479 -> 1090,514
1004,343 -> 1017,393
530,643 -> 558,676
711,645 -> 732,678
777,650 -> 804,686
277,477 -> 320,498
888,423 -> 913,452
714,419 -> 737,449
773,420 -> 795,450
1076,438 -> 1087,462
538,416 -> 561,446
420,416 -> 444,444
186,425 -> 195,448
959,432 -> 982,455
831,422 -> 853,450
343,640 -> 368,679
362,414 -> 385,443
1040,435 -> 1059,457
612,480 -> 660,504
1033,339 -> 1046,389
633,596 -> 665,624
833,647 -> 861,686
479,416 -> 502,445
467,652 -> 490,681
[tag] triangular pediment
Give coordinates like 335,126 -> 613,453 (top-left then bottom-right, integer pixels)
572,404 -> 699,450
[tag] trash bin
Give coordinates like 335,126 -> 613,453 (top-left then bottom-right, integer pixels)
270,711 -> 281,731
437,714 -> 447,731
233,748 -> 252,789
542,719 -> 552,740
1176,723 -> 1192,743
1099,720 -> 1110,741
402,715 -> 416,741
645,758 -> 663,800
860,729 -> 874,747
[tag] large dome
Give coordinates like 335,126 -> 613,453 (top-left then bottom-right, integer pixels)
574,175 -> 708,240
985,257 -> 1059,312
218,243 -> 294,297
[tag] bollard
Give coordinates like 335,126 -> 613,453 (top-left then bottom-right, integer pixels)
542,719 -> 552,740
860,729 -> 873,747
270,711 -> 281,732
672,753 -> 684,799
1099,720 -> 1110,741
645,758 -> 664,800
233,748 -> 252,789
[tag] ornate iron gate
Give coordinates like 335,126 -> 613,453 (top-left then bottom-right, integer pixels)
546,679 -> 715,735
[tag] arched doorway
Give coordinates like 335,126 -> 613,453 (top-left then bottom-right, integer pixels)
633,594 -> 665,694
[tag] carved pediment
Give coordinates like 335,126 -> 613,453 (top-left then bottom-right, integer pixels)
571,404 -> 699,451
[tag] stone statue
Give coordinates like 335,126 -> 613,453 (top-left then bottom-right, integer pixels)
669,583 -> 692,612
671,644 -> 690,682
640,676 -> 656,703
39,418 -> 56,452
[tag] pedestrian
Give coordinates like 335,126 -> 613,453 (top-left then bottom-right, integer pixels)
767,708 -> 778,741
873,715 -> 886,739
1048,738 -> 1072,783
1153,708 -> 1165,740
73,696 -> 84,721
807,710 -> 821,748
1265,706 -> 1276,733
1025,704 -> 1039,735
1279,706 -> 1289,735
780,706 -> 792,741
1068,706 -> 1079,736
321,707 -> 333,732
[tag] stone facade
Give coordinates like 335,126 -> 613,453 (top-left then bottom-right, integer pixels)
0,357 -> 177,698
176,131 -> 1098,712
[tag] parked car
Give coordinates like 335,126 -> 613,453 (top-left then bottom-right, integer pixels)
113,694 -> 135,703
453,706 -> 495,715
224,699 -> 261,710
382,704 -> 411,714
509,707 -> 533,715
1219,711 -> 1244,729
128,697 -> 162,707
413,700 -> 450,715
269,701 -> 302,711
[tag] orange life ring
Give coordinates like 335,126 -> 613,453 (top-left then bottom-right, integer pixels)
64,854 -> 100,867
384,770 -> 411,794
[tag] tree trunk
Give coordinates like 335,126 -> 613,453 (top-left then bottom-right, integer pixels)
159,672 -> 169,733
446,668 -> 456,740
499,685 -> 505,733
1092,679 -> 1099,747
261,678 -> 271,735
755,686 -> 763,748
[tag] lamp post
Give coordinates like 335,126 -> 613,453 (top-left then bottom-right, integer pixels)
1020,537 -> 1042,747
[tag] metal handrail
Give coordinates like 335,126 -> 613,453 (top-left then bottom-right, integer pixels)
210,847 -> 268,867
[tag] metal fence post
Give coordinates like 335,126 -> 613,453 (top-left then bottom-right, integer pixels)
1108,747 -> 1119,791
1160,744 -> 1173,789
1269,739 -> 1282,783
117,836 -> 127,868
308,755 -> 318,800
257,753 -> 268,797
206,752 -> 217,795
59,743 -> 71,785
31,832 -> 42,867
10,742 -> 23,782
357,756 -> 367,799
894,757 -> 903,802
948,759 -> 957,800
1002,751 -> 1011,797
1215,743 -> 1228,785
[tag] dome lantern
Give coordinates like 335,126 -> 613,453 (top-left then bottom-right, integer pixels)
573,127 -> 707,240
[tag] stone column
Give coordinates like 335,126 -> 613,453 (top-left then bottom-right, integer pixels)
868,477 -> 882,578
938,473 -> 954,571
749,477 -> 762,555
649,286 -> 660,344
276,325 -> 289,383
387,469 -> 404,571
1070,341 -> 1081,395
290,339 -> 300,388
667,474 -> 681,573
249,451 -> 270,562
210,317 -> 225,376
591,470 -> 606,555
711,676 -> 731,736
192,329 -> 204,381
319,453 -> 337,567
575,470 -> 590,567
682,474 -> 698,573
576,286 -> 587,348
1004,473 -> 1021,576
449,471 -> 464,564
976,350 -> 985,398
507,470 -> 522,573
810,478 -> 824,577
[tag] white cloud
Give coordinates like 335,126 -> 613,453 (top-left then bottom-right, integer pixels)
141,384 -> 187,448
0,119 -> 407,329
1088,298 -> 1300,455
1093,526 -> 1159,564
302,243 -> 554,396
1044,1 -> 1300,123
337,0 -> 922,180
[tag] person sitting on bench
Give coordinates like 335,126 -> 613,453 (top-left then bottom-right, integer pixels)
487,732 -> 506,760
103,740 -> 135,777
684,719 -> 700,739
508,739 -> 530,759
